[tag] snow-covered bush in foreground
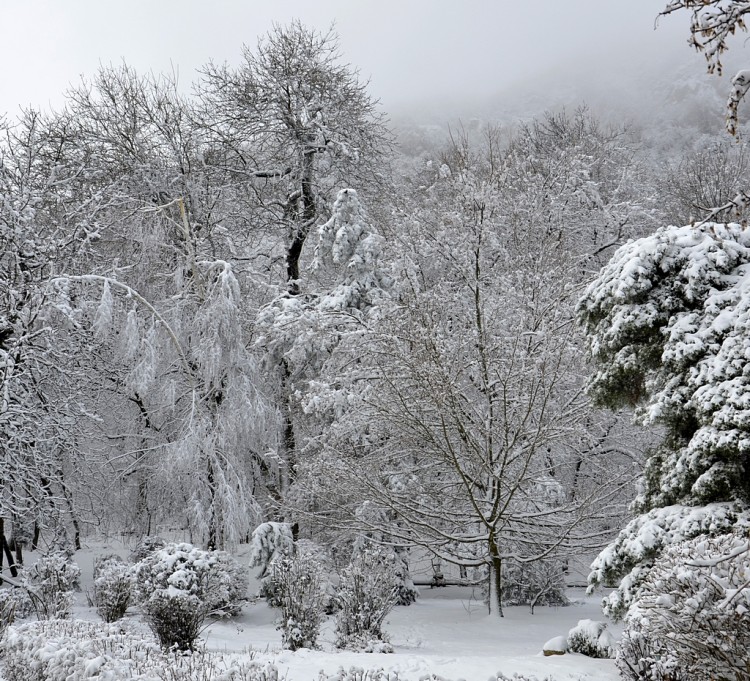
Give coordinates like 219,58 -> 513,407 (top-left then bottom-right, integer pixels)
1,619 -> 159,681
334,549 -> 400,652
270,553 -> 327,650
0,619 -> 279,681
566,619 -> 614,659
92,554 -> 133,622
23,552 -> 81,619
134,542 -> 247,649
617,532 -> 750,681
317,672 -> 557,681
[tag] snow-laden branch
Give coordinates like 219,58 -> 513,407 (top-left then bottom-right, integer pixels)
49,274 -> 194,381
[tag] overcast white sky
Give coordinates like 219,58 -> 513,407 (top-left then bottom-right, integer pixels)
1,1 -> 701,117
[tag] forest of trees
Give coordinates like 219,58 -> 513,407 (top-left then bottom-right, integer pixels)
1,8 -> 749,640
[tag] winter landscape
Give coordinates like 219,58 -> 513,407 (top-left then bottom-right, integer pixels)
1,2 -> 749,680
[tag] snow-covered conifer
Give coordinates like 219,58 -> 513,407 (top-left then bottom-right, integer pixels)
580,222 -> 750,616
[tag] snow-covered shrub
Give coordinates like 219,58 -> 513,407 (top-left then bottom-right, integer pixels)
494,675 -> 556,681
0,619 -> 280,681
134,542 -> 246,650
318,672 -> 556,681
317,669 -> 396,681
0,588 -> 16,637
334,549 -> 400,651
270,553 -> 326,650
616,532 -> 750,681
387,549 -> 417,606
349,506 -> 418,608
92,554 -> 133,622
617,617 -> 686,681
248,521 -> 294,606
566,619 -> 614,659
23,552 -> 81,619
0,619 -> 160,681
0,585 -> 34,622
157,652 -> 280,681
128,535 -> 167,564
211,549 -> 249,616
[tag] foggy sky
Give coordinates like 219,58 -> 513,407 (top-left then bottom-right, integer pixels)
0,1 -> 711,118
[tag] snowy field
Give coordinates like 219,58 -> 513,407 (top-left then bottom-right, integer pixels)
29,543 -> 621,681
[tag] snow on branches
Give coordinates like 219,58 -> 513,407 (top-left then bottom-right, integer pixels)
661,1 -> 750,134
580,222 -> 750,509
579,221 -> 750,616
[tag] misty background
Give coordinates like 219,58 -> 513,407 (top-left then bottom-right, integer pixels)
2,0 -> 742,134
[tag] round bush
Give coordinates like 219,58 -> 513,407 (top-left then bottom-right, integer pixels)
134,542 -> 247,650
92,555 -> 133,623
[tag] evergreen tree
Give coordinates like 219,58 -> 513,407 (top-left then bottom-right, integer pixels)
579,221 -> 750,618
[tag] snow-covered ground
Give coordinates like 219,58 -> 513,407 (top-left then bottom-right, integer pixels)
203,586 -> 620,681
53,543 -> 621,681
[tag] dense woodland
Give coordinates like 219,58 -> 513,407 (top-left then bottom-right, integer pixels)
1,4 -> 750,679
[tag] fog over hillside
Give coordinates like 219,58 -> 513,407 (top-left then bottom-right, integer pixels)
391,40 -> 749,157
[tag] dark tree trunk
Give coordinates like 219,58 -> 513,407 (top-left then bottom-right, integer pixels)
488,534 -> 504,617
1,534 -> 17,579
32,520 -> 40,550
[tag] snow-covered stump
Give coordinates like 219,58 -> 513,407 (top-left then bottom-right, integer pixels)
542,636 -> 568,656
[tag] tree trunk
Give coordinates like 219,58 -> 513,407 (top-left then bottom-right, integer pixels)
206,455 -> 218,550
285,145 -> 317,295
488,534 -> 504,617
1,534 -> 17,579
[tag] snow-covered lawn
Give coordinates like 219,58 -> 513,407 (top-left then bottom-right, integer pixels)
201,585 -> 620,681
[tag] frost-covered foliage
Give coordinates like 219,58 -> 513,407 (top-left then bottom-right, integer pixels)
579,223 -> 750,612
0,111 -> 100,545
0,619 -> 279,681
92,554 -> 133,622
313,188 -> 390,311
249,522 -> 295,577
23,552 -> 81,620
334,549 -> 400,652
270,553 -> 327,650
617,532 -> 750,681
494,676 -> 556,681
317,670 -> 396,681
134,542 -> 247,649
249,521 -> 295,606
566,619 -> 615,659
256,188 -> 390,402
